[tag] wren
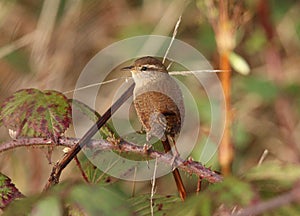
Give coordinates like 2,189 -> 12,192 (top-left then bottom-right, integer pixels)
122,56 -> 186,201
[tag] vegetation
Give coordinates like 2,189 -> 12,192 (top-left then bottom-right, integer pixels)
0,0 -> 300,215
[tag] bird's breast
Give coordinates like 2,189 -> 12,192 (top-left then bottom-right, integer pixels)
133,74 -> 185,138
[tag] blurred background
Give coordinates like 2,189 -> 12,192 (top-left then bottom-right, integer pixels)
0,0 -> 299,198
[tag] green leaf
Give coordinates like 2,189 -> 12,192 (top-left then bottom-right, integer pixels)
67,185 -> 131,216
4,183 -> 131,216
242,76 -> 278,102
0,88 -> 71,139
270,0 -> 294,22
276,204 -> 300,216
4,50 -> 31,74
232,122 -> 251,150
283,83 -> 300,97
0,173 -> 24,210
31,196 -> 62,216
129,194 -> 181,216
245,161 -> 300,191
70,99 -> 100,123
244,28 -> 267,54
171,177 -> 254,216
78,153 -> 118,185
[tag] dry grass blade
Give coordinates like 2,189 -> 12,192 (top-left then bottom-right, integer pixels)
0,32 -> 35,59
163,15 -> 182,63
31,0 -> 60,73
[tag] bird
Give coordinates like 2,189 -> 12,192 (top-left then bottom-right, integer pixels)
122,56 -> 186,201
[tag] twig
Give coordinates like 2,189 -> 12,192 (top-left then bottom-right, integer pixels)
0,136 -> 222,183
232,182 -> 300,216
43,83 -> 135,190
131,166 -> 137,197
63,77 -> 130,94
257,149 -> 269,167
95,157 -> 120,184
150,158 -> 158,216
63,69 -> 226,95
150,0 -> 187,36
74,156 -> 89,183
0,137 -> 72,153
169,70 -> 227,75
196,177 -> 202,193
89,139 -> 223,183
163,15 -> 182,64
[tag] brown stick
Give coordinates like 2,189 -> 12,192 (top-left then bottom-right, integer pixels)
74,156 -> 89,183
44,83 -> 135,190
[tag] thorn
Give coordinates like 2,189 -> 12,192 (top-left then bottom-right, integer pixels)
8,129 -> 18,140
143,143 -> 152,154
63,147 -> 71,154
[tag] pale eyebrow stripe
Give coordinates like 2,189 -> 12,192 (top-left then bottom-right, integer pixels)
139,64 -> 157,69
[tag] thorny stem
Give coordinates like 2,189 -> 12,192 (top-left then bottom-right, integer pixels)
0,137 -> 222,183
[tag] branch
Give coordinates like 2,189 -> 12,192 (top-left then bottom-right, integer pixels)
0,137 -> 74,153
0,136 -> 222,183
44,83 -> 135,190
232,182 -> 300,216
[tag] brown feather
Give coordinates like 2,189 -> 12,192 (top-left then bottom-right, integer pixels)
134,91 -> 181,140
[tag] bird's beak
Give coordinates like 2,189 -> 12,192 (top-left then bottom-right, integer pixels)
121,65 -> 134,71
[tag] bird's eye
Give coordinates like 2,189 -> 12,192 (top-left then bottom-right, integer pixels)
141,66 -> 147,71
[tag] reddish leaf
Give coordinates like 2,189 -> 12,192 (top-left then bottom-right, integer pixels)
0,173 -> 24,209
0,88 -> 71,140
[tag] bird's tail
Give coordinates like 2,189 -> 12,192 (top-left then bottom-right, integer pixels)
161,138 -> 186,201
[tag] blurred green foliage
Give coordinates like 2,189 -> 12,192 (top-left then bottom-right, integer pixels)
3,183 -> 131,216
